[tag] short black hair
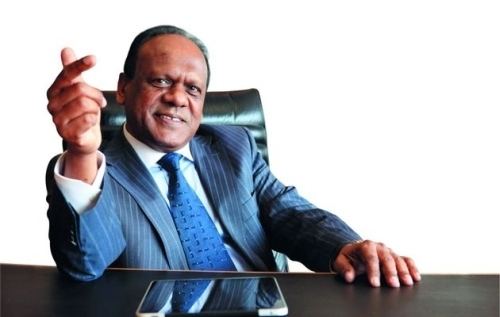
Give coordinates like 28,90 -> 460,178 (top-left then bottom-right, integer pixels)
123,25 -> 210,86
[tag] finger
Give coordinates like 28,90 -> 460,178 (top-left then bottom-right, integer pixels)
47,82 -> 106,116
395,256 -> 414,286
52,98 -> 100,123
55,111 -> 100,149
61,47 -> 96,76
47,50 -> 96,99
59,112 -> 99,138
67,112 -> 100,139
359,241 -> 381,287
403,256 -> 421,282
378,247 -> 399,287
61,47 -> 77,66
333,253 -> 357,283
52,96 -> 101,134
60,55 -> 95,85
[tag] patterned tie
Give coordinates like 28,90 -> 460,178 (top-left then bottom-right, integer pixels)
171,278 -> 211,312
157,152 -> 236,271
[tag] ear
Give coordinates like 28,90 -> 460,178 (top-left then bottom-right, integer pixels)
116,73 -> 129,105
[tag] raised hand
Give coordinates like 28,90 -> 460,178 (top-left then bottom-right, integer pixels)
47,48 -> 106,183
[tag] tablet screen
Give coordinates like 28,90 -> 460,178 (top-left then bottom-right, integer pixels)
136,276 -> 288,316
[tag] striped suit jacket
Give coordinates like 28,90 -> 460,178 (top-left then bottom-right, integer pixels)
46,125 -> 361,281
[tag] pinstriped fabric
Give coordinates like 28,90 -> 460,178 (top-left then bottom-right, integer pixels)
47,124 -> 361,281
203,278 -> 259,310
74,176 -> 125,279
191,132 -> 276,271
111,181 -> 165,268
138,280 -> 175,312
193,125 -> 362,272
105,135 -> 189,270
46,171 -> 127,281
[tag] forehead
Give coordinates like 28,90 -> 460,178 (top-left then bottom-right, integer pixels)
136,34 -> 207,74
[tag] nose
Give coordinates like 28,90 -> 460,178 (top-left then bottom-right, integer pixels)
162,84 -> 187,108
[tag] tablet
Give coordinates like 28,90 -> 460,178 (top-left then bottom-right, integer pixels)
135,276 -> 288,316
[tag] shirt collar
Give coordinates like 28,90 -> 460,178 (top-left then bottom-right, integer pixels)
122,124 -> 194,169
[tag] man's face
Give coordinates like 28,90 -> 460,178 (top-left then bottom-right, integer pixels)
117,34 -> 208,152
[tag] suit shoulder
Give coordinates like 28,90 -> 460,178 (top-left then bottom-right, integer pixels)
195,124 -> 256,163
198,124 -> 249,136
197,124 -> 252,145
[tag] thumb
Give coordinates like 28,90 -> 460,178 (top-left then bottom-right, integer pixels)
333,253 -> 356,283
61,47 -> 77,67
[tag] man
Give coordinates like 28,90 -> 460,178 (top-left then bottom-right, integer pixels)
46,25 -> 420,287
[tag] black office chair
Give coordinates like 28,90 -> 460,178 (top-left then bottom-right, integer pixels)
100,88 -> 288,272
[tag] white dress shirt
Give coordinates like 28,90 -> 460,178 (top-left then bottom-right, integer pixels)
53,125 -> 252,271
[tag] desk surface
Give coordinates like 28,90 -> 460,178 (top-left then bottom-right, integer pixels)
1,264 -> 498,317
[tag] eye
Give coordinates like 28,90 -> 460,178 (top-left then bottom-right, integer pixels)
150,78 -> 172,88
187,85 -> 202,96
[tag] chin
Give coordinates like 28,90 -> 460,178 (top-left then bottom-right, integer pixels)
155,137 -> 190,152
150,126 -> 198,151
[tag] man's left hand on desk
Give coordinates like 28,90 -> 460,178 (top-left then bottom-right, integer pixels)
332,240 -> 421,288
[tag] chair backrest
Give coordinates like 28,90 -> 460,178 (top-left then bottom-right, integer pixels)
101,89 -> 269,163
100,88 -> 288,272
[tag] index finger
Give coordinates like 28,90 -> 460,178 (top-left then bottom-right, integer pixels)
47,50 -> 96,99
59,51 -> 96,84
358,241 -> 381,287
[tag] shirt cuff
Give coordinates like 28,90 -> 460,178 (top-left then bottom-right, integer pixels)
53,151 -> 106,214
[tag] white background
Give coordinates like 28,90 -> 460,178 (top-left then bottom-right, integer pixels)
0,0 -> 498,274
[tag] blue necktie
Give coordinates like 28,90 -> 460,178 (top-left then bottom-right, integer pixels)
171,279 -> 211,312
158,152 -> 236,271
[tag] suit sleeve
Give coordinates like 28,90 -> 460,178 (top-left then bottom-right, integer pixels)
245,131 -> 362,272
46,155 -> 126,281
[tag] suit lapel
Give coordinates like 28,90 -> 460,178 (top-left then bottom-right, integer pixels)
190,129 -> 274,271
104,132 -> 189,270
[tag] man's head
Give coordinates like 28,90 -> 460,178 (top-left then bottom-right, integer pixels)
117,25 -> 209,152
123,25 -> 210,86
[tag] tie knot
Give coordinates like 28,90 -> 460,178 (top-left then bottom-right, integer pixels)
158,152 -> 182,172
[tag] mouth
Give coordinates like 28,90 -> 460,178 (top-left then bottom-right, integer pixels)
157,113 -> 185,123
